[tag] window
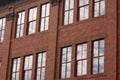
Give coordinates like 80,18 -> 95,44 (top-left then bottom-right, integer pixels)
0,18 -> 6,42
92,39 -> 105,74
94,0 -> 105,17
11,58 -> 21,80
28,7 -> 37,34
40,3 -> 50,31
24,55 -> 33,80
61,46 -> 72,79
79,0 -> 89,20
76,43 -> 87,76
36,52 -> 46,80
16,11 -> 25,38
64,0 -> 74,25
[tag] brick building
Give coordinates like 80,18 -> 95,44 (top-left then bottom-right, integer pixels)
0,0 -> 119,80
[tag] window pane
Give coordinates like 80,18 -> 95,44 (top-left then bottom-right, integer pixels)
45,17 -> 49,30
41,5 -> 46,17
66,63 -> 71,78
21,12 -> 25,24
82,44 -> 87,59
70,0 -> 74,9
93,41 -> 98,57
69,10 -> 73,24
12,73 -> 15,80
79,0 -> 84,6
93,58 -> 98,74
65,0 -> 69,10
46,3 -> 50,16
84,6 -> 89,19
80,7 -> 84,20
82,60 -> 87,75
41,68 -> 45,80
94,2 -> 99,17
62,48 -> 67,63
77,45 -> 82,60
36,69 -> 41,80
85,0 -> 89,4
100,40 -> 104,56
100,0 -> 105,15
99,57 -> 104,73
42,53 -> 46,67
29,9 -> 33,21
64,11 -> 69,25
61,64 -> 66,79
77,61 -> 82,75
38,54 -> 42,67
67,47 -> 72,62
40,18 -> 45,31
33,8 -> 37,20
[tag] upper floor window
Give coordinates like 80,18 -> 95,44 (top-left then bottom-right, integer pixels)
94,0 -> 105,17
76,43 -> 87,76
28,7 -> 37,34
11,58 -> 21,80
0,18 -> 6,42
16,11 -> 25,38
79,0 -> 89,20
92,39 -> 105,74
64,0 -> 74,25
24,55 -> 33,80
36,52 -> 46,80
40,3 -> 50,31
61,46 -> 72,79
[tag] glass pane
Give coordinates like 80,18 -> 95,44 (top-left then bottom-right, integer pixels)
33,8 -> 37,20
28,70 -> 32,80
38,54 -> 42,67
24,71 -> 28,80
79,0 -> 84,6
85,0 -> 89,4
65,0 -> 69,10
42,5 -> 46,17
13,59 -> 17,72
16,58 -> 21,71
46,3 -> 50,16
77,45 -> 82,60
69,10 -> 73,24
77,61 -> 82,75
100,40 -> 104,56
16,72 -> 19,80
29,9 -> 33,21
24,57 -> 28,70
93,58 -> 98,74
29,56 -> 33,69
67,47 -> 72,62
99,57 -> 104,73
36,69 -> 41,80
61,64 -> 66,79
12,73 -> 15,80
66,63 -> 71,78
70,0 -> 74,9
93,41 -> 98,57
84,6 -> 89,19
42,53 -> 46,67
82,60 -> 87,75
80,7 -> 84,20
45,17 -> 49,30
1,30 -> 4,42
20,24 -> 24,37
18,13 -> 21,24
40,18 -> 45,31
41,68 -> 45,80
62,48 -> 67,63
64,11 -> 68,25
3,18 -> 6,29
94,2 -> 99,17
21,12 -> 25,24
32,21 -> 36,33
0,19 -> 2,30
82,43 -> 87,59
100,0 -> 105,15
28,22 -> 33,34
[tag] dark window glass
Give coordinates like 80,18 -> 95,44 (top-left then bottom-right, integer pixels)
11,58 -> 21,80
28,7 -> 37,34
94,0 -> 105,17
16,11 -> 25,38
79,0 -> 89,20
0,18 -> 6,42
24,55 -> 33,80
40,3 -> 50,31
92,39 -> 105,74
36,52 -> 46,80
77,43 -> 87,76
64,0 -> 74,25
61,47 -> 72,79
